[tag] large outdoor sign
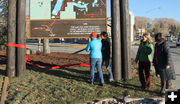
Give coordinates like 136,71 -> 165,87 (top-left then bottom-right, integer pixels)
29,0 -> 107,38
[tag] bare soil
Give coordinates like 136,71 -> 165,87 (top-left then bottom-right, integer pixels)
0,50 -> 90,67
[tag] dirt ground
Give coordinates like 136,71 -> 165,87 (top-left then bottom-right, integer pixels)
28,52 -> 90,67
0,50 -> 90,67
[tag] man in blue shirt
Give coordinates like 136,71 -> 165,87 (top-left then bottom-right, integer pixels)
86,32 -> 105,86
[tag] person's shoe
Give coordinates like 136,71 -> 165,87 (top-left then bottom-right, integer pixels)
146,87 -> 150,90
90,82 -> 94,86
109,78 -> 114,82
100,83 -> 104,86
169,84 -> 176,89
141,86 -> 146,90
160,90 -> 165,95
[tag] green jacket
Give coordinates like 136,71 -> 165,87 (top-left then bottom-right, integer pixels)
135,41 -> 153,62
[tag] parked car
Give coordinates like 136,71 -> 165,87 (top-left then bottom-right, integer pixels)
165,35 -> 173,41
176,36 -> 180,47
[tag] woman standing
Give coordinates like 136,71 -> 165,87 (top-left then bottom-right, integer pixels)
135,33 -> 153,90
86,32 -> 105,86
153,33 -> 176,94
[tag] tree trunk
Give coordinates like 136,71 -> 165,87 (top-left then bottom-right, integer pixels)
120,0 -> 132,80
17,0 -> 26,77
6,0 -> 17,77
111,0 -> 122,80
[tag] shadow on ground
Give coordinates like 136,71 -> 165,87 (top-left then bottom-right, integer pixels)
110,81 -> 160,96
26,60 -> 160,96
0,68 -> 6,76
0,55 -> 6,65
0,54 -> 6,76
26,61 -> 90,84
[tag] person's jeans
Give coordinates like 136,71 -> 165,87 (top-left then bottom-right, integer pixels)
102,58 -> 113,79
90,58 -> 104,84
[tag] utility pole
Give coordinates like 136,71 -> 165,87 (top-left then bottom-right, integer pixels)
111,0 -> 122,80
17,0 -> 26,77
120,0 -> 132,80
7,0 -> 17,77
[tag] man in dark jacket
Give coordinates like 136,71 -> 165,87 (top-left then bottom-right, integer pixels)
153,33 -> 176,94
100,31 -> 114,82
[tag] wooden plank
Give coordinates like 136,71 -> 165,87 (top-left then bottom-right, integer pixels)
0,77 -> 9,104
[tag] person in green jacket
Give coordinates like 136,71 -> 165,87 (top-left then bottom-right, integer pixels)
135,33 -> 154,90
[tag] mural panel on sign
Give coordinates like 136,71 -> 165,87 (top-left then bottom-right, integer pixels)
30,0 -> 107,38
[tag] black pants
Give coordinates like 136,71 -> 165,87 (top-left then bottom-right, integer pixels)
139,61 -> 151,89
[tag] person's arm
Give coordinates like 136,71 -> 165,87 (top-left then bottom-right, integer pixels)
143,43 -> 153,55
164,42 -> 171,69
135,46 -> 140,63
107,38 -> 111,50
152,47 -> 156,66
101,40 -> 105,51
86,42 -> 91,52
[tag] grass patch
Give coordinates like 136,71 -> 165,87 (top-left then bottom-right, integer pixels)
0,64 -> 162,104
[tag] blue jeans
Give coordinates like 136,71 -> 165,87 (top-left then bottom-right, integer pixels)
90,58 -> 104,84
102,58 -> 113,79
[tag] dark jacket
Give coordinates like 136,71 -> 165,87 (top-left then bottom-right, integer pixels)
153,41 -> 176,80
101,37 -> 110,60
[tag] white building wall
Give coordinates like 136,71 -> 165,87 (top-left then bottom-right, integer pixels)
129,11 -> 135,42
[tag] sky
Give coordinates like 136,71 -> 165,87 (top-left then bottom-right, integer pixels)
26,0 -> 180,22
128,0 -> 180,22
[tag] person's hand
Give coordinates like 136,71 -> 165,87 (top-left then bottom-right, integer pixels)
166,65 -> 170,70
89,38 -> 91,41
134,61 -> 138,65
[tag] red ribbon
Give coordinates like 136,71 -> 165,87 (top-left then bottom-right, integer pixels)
6,43 -> 109,71
6,43 -> 93,70
7,43 -> 26,48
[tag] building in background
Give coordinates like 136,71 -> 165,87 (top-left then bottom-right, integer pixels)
129,11 -> 135,42
26,16 -> 30,38
107,18 -> 111,38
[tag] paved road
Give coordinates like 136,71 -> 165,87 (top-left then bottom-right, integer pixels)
168,43 -> 180,89
27,42 -> 180,88
26,43 -> 88,54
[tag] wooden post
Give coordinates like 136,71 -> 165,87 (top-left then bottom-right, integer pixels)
120,0 -> 132,80
0,77 -> 9,104
111,0 -> 122,80
17,0 -> 26,77
43,39 -> 50,54
7,0 -> 17,77
38,39 -> 41,52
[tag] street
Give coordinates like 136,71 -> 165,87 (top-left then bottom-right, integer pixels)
169,43 -> 180,89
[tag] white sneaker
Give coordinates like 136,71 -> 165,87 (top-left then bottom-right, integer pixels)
109,78 -> 114,82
